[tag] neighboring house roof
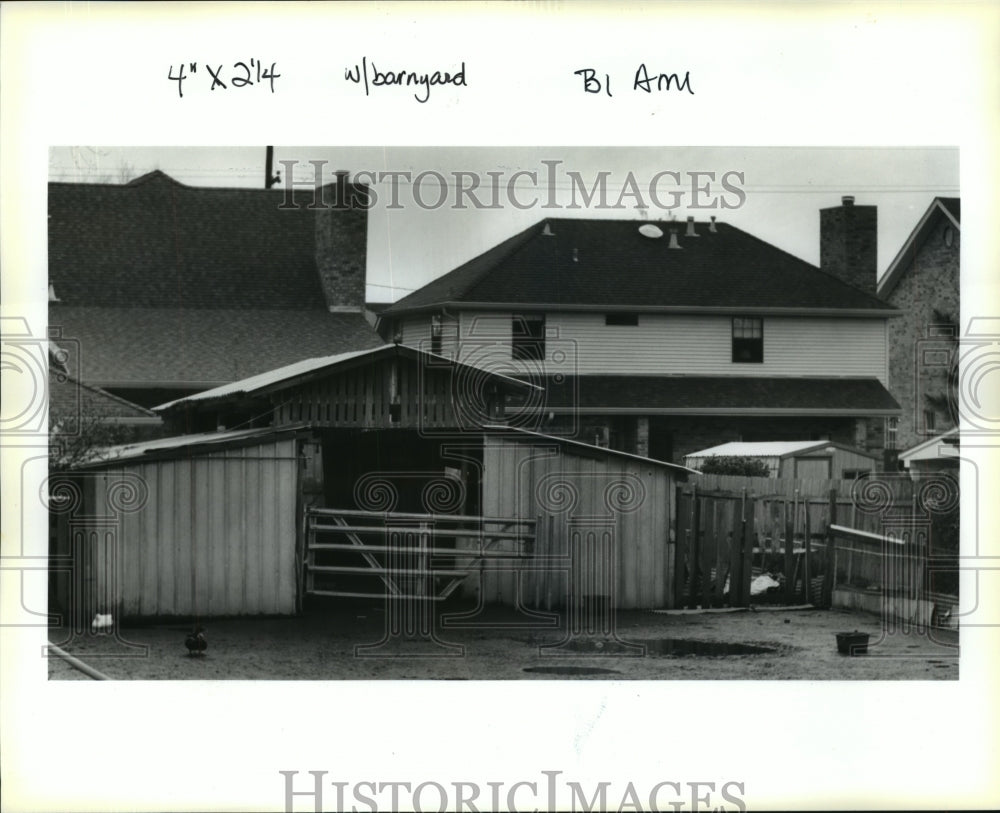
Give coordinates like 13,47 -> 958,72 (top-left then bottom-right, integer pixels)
523,375 -> 900,416
382,217 -> 896,317
877,197 -> 960,299
49,369 -> 160,423
154,343 -> 541,411
49,170 -> 330,310
898,427 -> 960,465
685,439 -> 879,460
49,306 -> 382,389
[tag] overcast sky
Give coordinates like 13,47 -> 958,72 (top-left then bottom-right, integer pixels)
49,145 -> 959,303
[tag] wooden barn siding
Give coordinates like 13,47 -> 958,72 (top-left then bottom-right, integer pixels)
480,437 -> 674,609
445,311 -> 887,383
272,358 -> 460,430
93,438 -> 299,617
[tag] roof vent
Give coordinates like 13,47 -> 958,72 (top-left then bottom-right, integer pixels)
542,222 -> 555,236
572,247 -> 579,262
842,195 -> 855,207
685,216 -> 699,237
668,229 -> 682,249
638,223 -> 663,239
708,216 -> 718,233
48,283 -> 60,302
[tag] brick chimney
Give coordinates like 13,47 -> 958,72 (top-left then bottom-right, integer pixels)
314,171 -> 367,312
820,195 -> 877,295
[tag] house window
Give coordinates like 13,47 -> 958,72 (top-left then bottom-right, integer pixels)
512,315 -> 545,361
430,314 -> 442,356
886,417 -> 898,450
732,317 -> 763,363
924,409 -> 935,432
606,313 -> 639,326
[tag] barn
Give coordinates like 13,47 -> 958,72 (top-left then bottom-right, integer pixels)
683,440 -> 878,479
55,345 -> 691,621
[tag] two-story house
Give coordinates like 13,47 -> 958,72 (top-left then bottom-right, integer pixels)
875,197 -> 960,462
48,170 -> 382,411
376,197 -> 901,464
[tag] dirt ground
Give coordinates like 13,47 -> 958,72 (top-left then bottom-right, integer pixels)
48,602 -> 959,681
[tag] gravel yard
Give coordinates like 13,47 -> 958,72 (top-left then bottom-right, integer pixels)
48,602 -> 958,681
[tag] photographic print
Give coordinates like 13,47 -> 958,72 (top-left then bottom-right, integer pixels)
44,146 -> 960,681
3,4 -> 999,812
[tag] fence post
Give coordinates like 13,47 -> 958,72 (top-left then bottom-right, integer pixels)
783,498 -> 795,602
822,489 -> 837,608
804,500 -> 811,605
689,485 -> 701,609
742,490 -> 755,606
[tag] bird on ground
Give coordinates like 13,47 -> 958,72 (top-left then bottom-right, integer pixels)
185,625 -> 207,656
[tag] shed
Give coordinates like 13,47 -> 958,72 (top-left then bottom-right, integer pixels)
898,428 -> 959,479
683,440 -> 878,479
478,429 -> 692,610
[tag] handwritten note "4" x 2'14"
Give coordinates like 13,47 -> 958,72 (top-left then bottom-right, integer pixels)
168,60 -> 280,98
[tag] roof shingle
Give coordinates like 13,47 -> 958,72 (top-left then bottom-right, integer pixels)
384,217 -> 894,315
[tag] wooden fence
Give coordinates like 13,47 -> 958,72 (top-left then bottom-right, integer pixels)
674,472 -> 957,610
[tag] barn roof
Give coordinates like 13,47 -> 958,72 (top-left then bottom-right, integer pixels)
381,217 -> 896,316
525,375 -> 900,416
49,306 -> 382,389
154,343 -> 541,411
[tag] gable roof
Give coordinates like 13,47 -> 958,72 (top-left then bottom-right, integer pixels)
684,439 -> 878,460
48,368 -> 160,423
524,374 -> 900,416
382,217 -> 896,317
154,343 -> 541,412
49,306 -> 383,388
878,197 -> 960,299
48,170 -> 349,310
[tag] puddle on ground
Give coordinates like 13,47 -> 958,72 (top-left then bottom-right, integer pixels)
523,665 -> 622,676
557,638 -> 778,657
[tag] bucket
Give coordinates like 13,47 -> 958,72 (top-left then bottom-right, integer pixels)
836,631 -> 870,655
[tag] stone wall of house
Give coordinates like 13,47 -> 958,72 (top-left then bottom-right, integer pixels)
314,179 -> 368,312
885,215 -> 960,452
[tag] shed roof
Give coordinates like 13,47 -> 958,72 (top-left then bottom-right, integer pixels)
685,440 -> 830,459
155,344 -> 541,411
382,217 -> 896,316
486,425 -> 697,475
74,426 -> 300,468
898,427 -> 960,463
526,375 -> 900,416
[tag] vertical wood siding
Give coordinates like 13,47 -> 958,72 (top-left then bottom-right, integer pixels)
442,311 -> 888,383
480,437 -> 676,609
93,437 -> 300,617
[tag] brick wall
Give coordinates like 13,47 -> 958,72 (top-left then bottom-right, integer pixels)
314,181 -> 368,312
884,215 -> 960,451
820,198 -> 878,295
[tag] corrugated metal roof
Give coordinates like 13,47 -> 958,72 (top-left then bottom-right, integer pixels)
77,427 -> 285,467
155,344 -> 540,411
685,440 -> 829,459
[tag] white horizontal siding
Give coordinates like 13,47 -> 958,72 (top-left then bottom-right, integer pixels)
400,314 -> 459,358
444,311 -> 888,383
